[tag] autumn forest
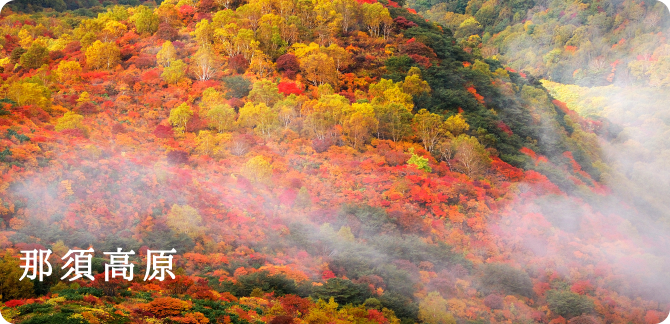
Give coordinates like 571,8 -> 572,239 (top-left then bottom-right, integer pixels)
0,0 -> 669,322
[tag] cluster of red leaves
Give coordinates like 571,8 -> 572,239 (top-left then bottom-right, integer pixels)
278,81 -> 303,96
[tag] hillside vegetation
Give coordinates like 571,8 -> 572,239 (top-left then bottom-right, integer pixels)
410,0 -> 670,87
0,0 -> 668,323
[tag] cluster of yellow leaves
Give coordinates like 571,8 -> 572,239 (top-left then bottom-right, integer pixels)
242,155 -> 273,183
166,204 -> 205,238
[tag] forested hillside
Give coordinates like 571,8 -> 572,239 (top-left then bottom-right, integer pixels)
0,0 -> 668,323
410,0 -> 670,87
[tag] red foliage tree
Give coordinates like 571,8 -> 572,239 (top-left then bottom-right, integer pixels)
186,112 -> 208,133
161,275 -> 194,295
153,125 -> 174,138
276,54 -> 300,79
185,278 -> 217,300
278,81 -> 303,96
49,50 -> 65,62
197,0 -> 215,12
4,300 -> 26,308
60,128 -> 86,138
393,16 -> 417,31
270,316 -> 294,324
312,138 -> 334,153
91,273 -> 127,296
157,23 -> 178,41
229,54 -> 249,74
3,35 -> 19,54
383,149 -> 409,166
167,150 -> 190,165
279,294 -> 312,317
111,123 -> 127,134
483,294 -> 504,310
75,102 -> 98,115
400,41 -> 437,59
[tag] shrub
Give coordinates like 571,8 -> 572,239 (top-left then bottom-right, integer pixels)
229,54 -> 249,74
146,297 -> 192,318
480,263 -> 533,298
379,292 -> 419,321
568,315 -> 602,324
546,290 -> 594,319
384,149 -> 409,166
153,125 -> 174,138
407,152 -> 431,172
157,23 -> 178,41
312,137 -> 334,153
162,275 -> 194,295
75,102 -> 98,115
276,54 -> 300,79
222,75 -> 251,98
278,81 -> 303,96
111,123 -> 127,134
233,271 -> 298,297
4,299 -> 26,308
393,16 -> 418,31
20,313 -> 87,324
270,316 -> 295,324
483,294 -> 503,310
311,278 -> 372,306
167,150 -> 189,164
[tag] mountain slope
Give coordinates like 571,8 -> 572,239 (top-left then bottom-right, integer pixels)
0,0 -> 668,323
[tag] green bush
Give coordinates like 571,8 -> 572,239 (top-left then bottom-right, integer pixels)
20,313 -> 87,324
232,271 -> 297,297
546,290 -> 594,319
379,292 -> 419,321
17,302 -> 53,314
222,76 -> 252,99
311,278 -> 372,306
480,263 -> 533,297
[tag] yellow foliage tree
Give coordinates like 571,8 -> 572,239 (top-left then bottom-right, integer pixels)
302,298 -> 340,323
56,61 -> 82,83
374,102 -> 413,142
0,254 -> 35,302
401,67 -> 431,96
207,104 -> 236,133
157,41 -> 177,67
201,87 -> 224,107
6,82 -> 50,108
161,59 -> 187,84
168,103 -> 193,134
102,20 -> 128,42
413,109 -> 444,153
166,204 -> 205,238
242,155 -> 273,183
238,102 -> 278,138
370,78 -> 414,110
85,40 -> 121,70
195,130 -> 218,156
55,111 -> 86,132
361,2 -> 392,38
301,52 -> 338,86
249,80 -> 283,106
443,114 -> 469,136
418,292 -> 456,324
343,102 -> 378,149
132,5 -> 159,34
